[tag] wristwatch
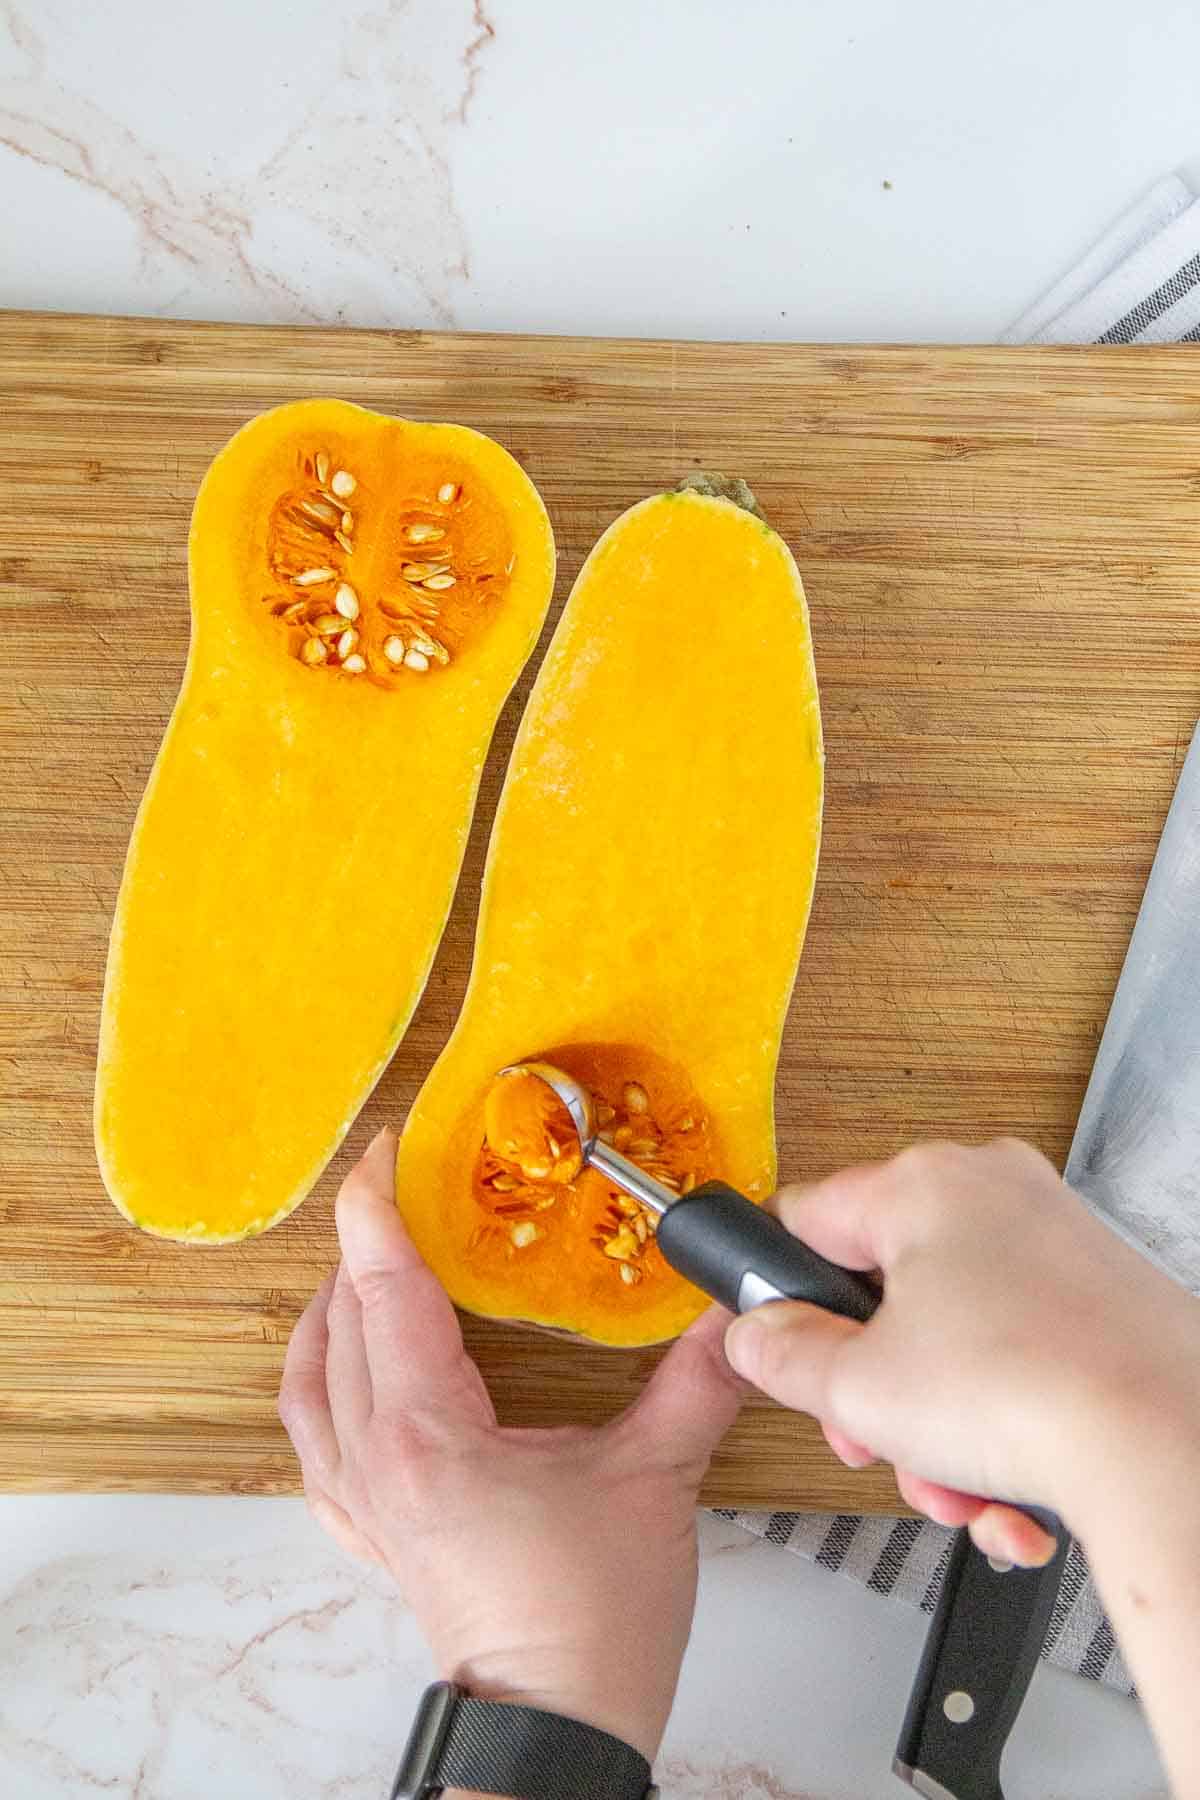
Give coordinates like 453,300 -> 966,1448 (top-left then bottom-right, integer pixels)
391,1682 -> 658,1800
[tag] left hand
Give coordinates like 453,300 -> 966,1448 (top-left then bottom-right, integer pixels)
278,1128 -> 744,1762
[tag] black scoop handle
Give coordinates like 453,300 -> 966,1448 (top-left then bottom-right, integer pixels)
654,1181 -> 880,1320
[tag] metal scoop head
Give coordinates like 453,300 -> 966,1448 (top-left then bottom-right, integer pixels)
493,1061 -> 674,1216
496,1060 -> 597,1149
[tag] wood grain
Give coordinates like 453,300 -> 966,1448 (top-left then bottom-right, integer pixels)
2,312 -> 1198,1506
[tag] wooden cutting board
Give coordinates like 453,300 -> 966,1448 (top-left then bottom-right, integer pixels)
2,312 -> 1198,1506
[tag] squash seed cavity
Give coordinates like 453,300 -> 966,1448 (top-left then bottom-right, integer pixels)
473,1055 -> 714,1294
265,447 -> 516,686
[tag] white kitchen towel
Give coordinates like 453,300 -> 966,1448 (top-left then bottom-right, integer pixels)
726,168 -> 1200,1695
1005,170 -> 1200,344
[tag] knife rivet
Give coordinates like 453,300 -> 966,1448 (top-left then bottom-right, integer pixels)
986,1555 -> 1015,1574
943,1689 -> 975,1724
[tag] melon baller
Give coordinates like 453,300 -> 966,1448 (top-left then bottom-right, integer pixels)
496,1061 -> 879,1320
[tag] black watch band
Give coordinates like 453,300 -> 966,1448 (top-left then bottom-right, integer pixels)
391,1682 -> 657,1800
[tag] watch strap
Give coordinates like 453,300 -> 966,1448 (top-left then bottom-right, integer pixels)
392,1683 -> 655,1800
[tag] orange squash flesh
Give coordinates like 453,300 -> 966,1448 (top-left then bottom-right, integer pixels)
395,481 -> 823,1345
96,398 -> 555,1241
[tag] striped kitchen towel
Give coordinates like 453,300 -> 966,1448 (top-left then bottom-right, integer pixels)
1005,169 -> 1200,344
726,168 -> 1200,1694
717,1511 -> 1131,1693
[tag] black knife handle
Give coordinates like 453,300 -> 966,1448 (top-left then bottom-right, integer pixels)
894,1514 -> 1070,1800
654,1181 -> 880,1321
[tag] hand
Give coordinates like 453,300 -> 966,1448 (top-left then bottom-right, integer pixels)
278,1129 -> 743,1762
724,1138 -> 1200,1566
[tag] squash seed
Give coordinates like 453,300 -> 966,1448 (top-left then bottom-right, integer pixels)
404,649 -> 430,673
403,561 -> 449,580
405,522 -> 445,544
294,567 -> 334,587
314,613 -> 345,636
298,497 -> 340,527
428,639 -> 451,666
603,1225 -> 639,1262
404,587 -> 445,613
336,628 -> 358,659
341,653 -> 366,674
334,583 -> 359,621
623,1081 -> 649,1115
300,636 -> 327,666
680,1171 -> 697,1195
490,1172 -> 519,1192
315,451 -> 330,485
619,1263 -> 639,1286
383,635 -> 407,666
423,572 -> 456,591
330,469 -> 356,499
341,511 -> 353,532
334,530 -> 353,554
437,481 -> 460,504
510,1221 -> 539,1249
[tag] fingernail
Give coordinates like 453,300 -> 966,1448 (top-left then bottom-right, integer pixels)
972,1504 -> 1057,1570
723,1316 -> 755,1376
357,1126 -> 397,1166
1009,1519 -> 1059,1569
724,1305 -> 786,1374
969,1513 -> 1007,1558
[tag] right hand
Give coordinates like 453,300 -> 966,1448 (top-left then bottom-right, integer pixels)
724,1137 -> 1200,1565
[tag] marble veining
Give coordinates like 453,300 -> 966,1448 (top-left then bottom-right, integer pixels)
0,1541 -> 424,1797
657,1762 -> 822,1800
3,1524 -> 834,1800
0,1506 -> 1165,1799
0,0 -> 493,328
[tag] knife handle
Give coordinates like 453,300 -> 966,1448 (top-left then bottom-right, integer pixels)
893,1512 -> 1070,1800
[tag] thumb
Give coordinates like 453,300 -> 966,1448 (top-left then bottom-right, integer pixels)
337,1127 -> 493,1430
619,1305 -> 744,1474
724,1300 -> 863,1420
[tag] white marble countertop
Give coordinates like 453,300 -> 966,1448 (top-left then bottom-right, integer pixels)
0,1502 -> 1167,1799
2,0 -> 1194,1794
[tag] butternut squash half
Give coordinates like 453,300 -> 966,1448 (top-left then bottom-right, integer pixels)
96,399 -> 555,1241
395,476 -> 823,1345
